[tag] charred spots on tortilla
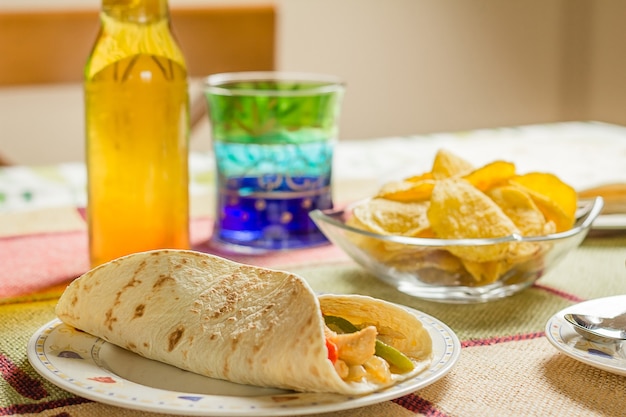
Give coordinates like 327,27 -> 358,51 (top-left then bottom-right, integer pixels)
191,299 -> 202,312
79,280 -> 93,294
70,295 -> 78,307
112,294 -> 122,307
261,304 -> 275,315
168,326 -> 185,352
104,308 -> 117,331
231,334 -> 240,349
116,276 -> 143,302
133,304 -> 145,319
153,274 -> 174,289
309,364 -> 321,377
223,360 -> 230,377
134,259 -> 148,275
207,290 -> 239,319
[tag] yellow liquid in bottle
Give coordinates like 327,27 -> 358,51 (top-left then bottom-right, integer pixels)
85,11 -> 190,267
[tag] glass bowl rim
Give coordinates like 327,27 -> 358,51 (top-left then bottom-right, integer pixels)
310,196 -> 604,247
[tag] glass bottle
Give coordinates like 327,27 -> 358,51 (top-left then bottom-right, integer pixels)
85,0 -> 190,268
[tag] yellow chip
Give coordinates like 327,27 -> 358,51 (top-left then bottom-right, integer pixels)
347,200 -> 432,261
414,227 -> 436,238
431,149 -> 475,180
427,178 -> 519,262
461,258 -> 514,285
384,249 -> 465,279
463,161 -> 516,193
346,214 -> 385,252
510,173 -> 577,232
462,241 -> 548,284
352,198 -> 431,236
487,185 -> 549,236
376,179 -> 435,202
404,171 -> 434,183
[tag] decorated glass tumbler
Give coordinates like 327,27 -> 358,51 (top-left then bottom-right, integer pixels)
204,72 -> 345,252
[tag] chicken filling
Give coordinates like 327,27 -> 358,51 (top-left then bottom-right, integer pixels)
323,315 -> 415,383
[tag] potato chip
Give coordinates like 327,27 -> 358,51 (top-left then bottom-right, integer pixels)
487,185 -> 549,236
509,173 -> 577,232
380,227 -> 436,254
427,178 -> 519,262
347,201 -> 433,262
345,215 -> 388,258
461,258 -> 513,285
352,198 -> 431,236
376,179 -> 435,202
413,228 -> 436,238
384,249 -> 465,280
431,149 -> 474,179
462,242 -> 546,284
463,161 -> 516,193
404,171 -> 434,183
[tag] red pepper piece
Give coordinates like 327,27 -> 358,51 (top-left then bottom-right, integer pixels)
325,338 -> 338,364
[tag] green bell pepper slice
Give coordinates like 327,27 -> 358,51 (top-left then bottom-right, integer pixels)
323,315 -> 415,372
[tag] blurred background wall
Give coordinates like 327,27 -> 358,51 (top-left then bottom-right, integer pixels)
1,0 -> 625,164
276,0 -> 626,139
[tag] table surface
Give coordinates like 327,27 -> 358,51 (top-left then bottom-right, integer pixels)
2,121 -> 626,417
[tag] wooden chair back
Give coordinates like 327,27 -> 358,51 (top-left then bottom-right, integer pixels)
0,5 -> 275,84
0,5 -> 276,165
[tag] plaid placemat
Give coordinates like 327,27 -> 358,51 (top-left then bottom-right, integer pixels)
2,221 -> 626,416
3,121 -> 626,416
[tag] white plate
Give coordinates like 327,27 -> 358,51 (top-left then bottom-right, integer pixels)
592,214 -> 626,231
545,295 -> 626,376
28,309 -> 460,416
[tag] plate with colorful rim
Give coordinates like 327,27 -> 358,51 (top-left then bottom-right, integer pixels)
27,307 -> 460,416
545,295 -> 626,376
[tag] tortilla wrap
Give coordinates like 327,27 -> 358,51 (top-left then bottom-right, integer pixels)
55,249 -> 432,394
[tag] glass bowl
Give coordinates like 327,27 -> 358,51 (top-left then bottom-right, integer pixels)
310,197 -> 604,303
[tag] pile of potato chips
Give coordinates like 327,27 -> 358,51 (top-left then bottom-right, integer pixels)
346,149 -> 578,286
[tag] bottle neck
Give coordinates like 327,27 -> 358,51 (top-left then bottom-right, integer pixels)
102,0 -> 169,23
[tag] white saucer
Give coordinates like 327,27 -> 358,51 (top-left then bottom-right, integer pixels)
545,295 -> 626,376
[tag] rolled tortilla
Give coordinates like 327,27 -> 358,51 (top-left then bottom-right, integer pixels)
55,249 -> 432,395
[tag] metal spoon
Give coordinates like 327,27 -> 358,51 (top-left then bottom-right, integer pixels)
564,312 -> 626,343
